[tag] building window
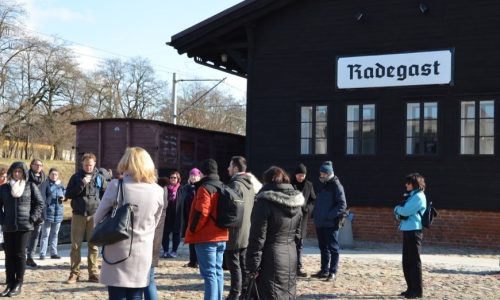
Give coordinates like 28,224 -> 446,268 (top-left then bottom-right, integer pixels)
300,105 -> 327,155
346,104 -> 376,155
460,100 -> 494,155
406,102 -> 438,155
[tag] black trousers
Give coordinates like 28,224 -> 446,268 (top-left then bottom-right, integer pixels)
3,231 -> 31,285
402,230 -> 423,295
224,248 -> 247,294
296,238 -> 304,270
188,243 -> 197,265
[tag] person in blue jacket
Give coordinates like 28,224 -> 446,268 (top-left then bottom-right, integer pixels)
38,168 -> 66,260
312,161 -> 347,282
394,173 -> 427,299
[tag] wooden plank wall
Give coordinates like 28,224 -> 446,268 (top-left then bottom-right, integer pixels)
246,0 -> 500,210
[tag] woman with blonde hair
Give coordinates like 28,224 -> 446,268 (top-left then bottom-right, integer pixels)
94,147 -> 164,300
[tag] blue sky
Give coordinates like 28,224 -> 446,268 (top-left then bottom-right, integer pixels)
20,0 -> 246,99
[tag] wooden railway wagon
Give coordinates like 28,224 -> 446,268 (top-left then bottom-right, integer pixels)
71,118 -> 245,181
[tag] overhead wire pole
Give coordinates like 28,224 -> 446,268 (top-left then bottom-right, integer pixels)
171,72 -> 225,124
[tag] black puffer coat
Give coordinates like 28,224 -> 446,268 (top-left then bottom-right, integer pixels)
246,183 -> 304,300
177,182 -> 197,238
0,162 -> 44,232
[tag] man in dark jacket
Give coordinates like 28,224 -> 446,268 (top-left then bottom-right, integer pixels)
64,153 -> 105,284
26,159 -> 46,268
312,161 -> 347,282
177,168 -> 202,268
291,163 -> 316,277
224,156 -> 255,300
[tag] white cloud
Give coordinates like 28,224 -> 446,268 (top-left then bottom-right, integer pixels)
19,0 -> 93,30
68,45 -> 101,72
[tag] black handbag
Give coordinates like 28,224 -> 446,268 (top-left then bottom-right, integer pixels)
242,273 -> 260,300
89,179 -> 135,264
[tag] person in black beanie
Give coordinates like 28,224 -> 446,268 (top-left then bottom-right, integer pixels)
312,161 -> 347,282
291,163 -> 316,277
185,158 -> 228,300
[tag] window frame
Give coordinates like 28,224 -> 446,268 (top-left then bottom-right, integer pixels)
299,104 -> 329,156
345,103 -> 377,156
460,99 -> 495,156
405,101 -> 439,156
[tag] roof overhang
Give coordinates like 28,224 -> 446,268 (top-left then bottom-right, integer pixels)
167,0 -> 296,78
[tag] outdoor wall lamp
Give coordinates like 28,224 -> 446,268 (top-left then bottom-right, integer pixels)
419,3 -> 429,14
355,12 -> 365,22
221,53 -> 228,63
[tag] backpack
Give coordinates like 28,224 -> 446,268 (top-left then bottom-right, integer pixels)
206,182 -> 245,229
420,201 -> 438,228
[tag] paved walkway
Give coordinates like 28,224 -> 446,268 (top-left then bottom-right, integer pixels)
0,240 -> 498,299
1,240 -> 497,272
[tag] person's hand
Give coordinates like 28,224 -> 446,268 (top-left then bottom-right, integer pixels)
82,177 -> 91,184
248,271 -> 258,279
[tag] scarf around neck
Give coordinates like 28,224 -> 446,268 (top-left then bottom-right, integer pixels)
10,179 -> 26,198
29,169 -> 46,186
167,183 -> 180,202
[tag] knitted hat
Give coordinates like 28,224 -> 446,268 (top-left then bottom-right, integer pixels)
295,163 -> 307,175
189,168 -> 201,176
319,161 -> 334,175
200,159 -> 218,175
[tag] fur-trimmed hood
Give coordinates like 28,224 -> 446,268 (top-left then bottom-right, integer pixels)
256,183 -> 304,216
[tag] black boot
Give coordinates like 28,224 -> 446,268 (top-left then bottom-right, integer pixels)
7,282 -> 22,297
0,284 -> 11,297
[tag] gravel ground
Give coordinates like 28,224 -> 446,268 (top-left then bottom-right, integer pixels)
0,241 -> 498,299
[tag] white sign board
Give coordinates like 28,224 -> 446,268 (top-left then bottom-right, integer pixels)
337,50 -> 453,89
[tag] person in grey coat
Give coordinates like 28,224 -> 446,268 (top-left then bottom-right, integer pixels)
94,147 -> 164,299
246,166 -> 304,300
312,161 -> 347,282
224,156 -> 259,300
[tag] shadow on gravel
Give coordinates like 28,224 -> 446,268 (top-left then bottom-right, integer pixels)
155,272 -> 202,280
429,269 -> 500,276
299,293 -> 401,299
157,283 -> 204,292
55,286 -> 107,293
35,265 -> 69,271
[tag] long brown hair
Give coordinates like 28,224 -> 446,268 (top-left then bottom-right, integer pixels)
262,166 -> 290,184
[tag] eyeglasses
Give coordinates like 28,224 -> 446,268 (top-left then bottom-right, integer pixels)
169,176 -> 178,179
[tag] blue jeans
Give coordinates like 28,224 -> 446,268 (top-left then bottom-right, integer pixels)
195,242 -> 226,300
143,267 -> 157,300
108,286 -> 144,300
316,227 -> 340,274
39,221 -> 61,257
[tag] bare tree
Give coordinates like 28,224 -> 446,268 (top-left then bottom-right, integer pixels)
165,82 -> 246,135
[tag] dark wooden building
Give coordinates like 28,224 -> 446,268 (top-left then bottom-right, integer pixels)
169,0 -> 500,247
71,119 -> 245,181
